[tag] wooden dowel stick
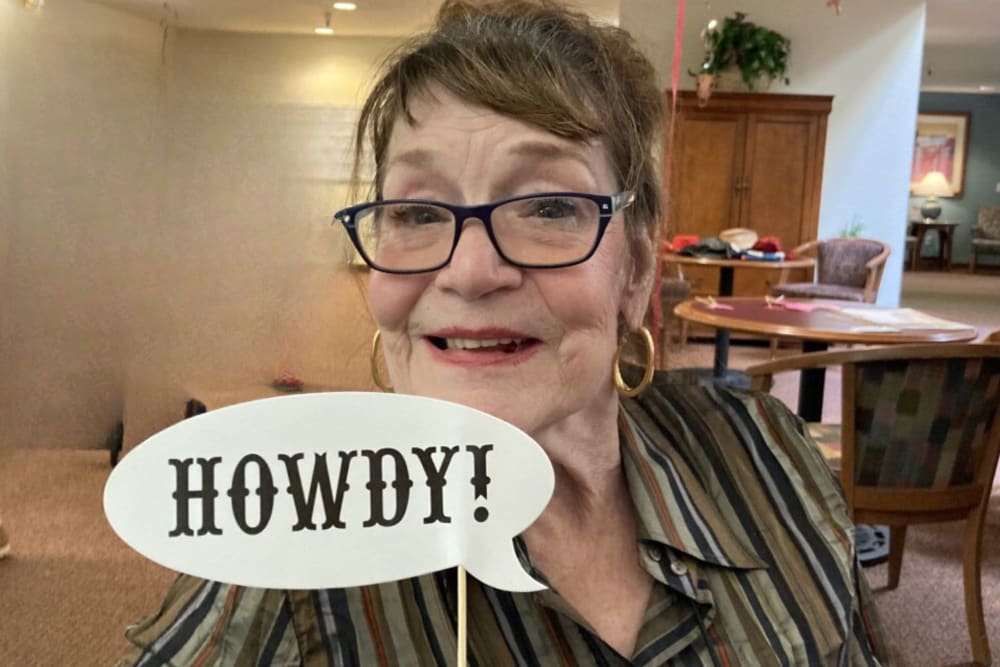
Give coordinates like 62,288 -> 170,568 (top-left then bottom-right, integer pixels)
457,565 -> 468,667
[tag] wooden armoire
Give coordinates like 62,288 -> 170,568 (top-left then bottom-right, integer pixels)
667,91 -> 833,297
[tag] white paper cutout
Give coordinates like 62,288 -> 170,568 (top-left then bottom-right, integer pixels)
104,392 -> 554,592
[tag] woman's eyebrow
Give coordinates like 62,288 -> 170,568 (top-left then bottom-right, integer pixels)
508,140 -> 592,167
385,141 -> 599,197
386,148 -> 435,170
389,141 -> 592,169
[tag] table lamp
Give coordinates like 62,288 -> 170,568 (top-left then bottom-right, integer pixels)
913,171 -> 953,221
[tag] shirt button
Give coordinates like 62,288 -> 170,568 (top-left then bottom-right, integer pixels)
670,559 -> 688,577
646,544 -> 663,562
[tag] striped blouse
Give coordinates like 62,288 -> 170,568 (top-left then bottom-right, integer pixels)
117,378 -> 891,666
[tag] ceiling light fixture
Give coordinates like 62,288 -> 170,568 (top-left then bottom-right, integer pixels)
333,2 -> 358,10
315,11 -> 334,35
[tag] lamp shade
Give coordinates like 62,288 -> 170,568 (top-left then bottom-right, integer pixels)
913,171 -> 953,198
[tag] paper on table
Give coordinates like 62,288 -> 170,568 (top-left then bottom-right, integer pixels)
781,301 -> 842,313
849,325 -> 903,333
840,308 -> 973,331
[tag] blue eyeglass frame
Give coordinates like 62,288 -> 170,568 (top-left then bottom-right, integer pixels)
333,190 -> 635,274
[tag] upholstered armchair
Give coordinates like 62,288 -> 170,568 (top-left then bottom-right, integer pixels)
658,274 -> 691,351
746,343 -> 1000,665
970,206 -> 1000,273
771,237 -> 890,303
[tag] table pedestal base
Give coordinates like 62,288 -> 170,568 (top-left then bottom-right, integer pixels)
856,524 -> 890,567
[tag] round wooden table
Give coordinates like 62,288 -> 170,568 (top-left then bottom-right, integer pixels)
662,254 -> 816,376
674,297 -> 978,421
662,253 -> 815,296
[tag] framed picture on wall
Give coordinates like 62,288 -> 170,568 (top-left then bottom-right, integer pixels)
910,111 -> 971,197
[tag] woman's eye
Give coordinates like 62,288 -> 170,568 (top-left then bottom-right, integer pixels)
388,205 -> 446,225
531,199 -> 576,219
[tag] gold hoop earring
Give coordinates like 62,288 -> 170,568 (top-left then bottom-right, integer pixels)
370,330 -> 394,393
613,326 -> 655,397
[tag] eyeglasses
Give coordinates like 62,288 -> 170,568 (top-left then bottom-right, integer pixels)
334,191 -> 634,274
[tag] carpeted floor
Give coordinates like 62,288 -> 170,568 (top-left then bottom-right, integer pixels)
1,269 -> 998,666
0,449 -> 176,666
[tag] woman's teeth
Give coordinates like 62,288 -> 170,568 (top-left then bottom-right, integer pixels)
427,336 -> 532,352
446,337 -> 523,350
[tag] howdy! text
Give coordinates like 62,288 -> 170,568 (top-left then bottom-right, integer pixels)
168,445 -> 493,537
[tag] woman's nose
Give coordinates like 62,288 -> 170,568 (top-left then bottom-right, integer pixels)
433,218 -> 522,297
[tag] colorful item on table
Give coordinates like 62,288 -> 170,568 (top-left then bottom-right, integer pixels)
738,236 -> 785,260
719,227 -> 758,251
742,249 -> 786,261
751,236 -> 783,253
666,234 -> 699,252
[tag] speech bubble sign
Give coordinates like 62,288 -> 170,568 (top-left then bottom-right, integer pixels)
104,392 -> 554,592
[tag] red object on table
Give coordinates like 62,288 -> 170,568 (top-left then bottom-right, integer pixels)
665,234 -> 699,253
751,236 -> 783,254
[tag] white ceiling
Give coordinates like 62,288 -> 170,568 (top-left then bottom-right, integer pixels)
88,0 -> 621,36
87,0 -> 1000,92
922,0 -> 1000,92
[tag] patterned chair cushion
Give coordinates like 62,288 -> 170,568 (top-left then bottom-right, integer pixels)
971,238 -> 1000,249
656,277 -> 692,350
816,238 -> 886,288
851,356 -> 1000,488
771,282 -> 865,301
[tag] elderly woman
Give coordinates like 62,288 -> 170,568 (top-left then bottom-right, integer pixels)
119,1 -> 890,665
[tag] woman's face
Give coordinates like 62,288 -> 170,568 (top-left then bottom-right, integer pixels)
368,88 -> 652,436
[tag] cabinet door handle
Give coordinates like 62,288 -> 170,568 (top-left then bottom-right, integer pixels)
734,180 -> 750,194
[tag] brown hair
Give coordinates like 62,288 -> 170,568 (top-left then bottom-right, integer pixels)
351,0 -> 663,254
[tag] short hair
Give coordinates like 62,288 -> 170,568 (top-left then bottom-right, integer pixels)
352,0 -> 663,254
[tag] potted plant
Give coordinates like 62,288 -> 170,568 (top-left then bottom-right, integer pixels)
694,12 -> 791,102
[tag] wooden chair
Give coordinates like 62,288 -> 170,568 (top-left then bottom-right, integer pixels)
654,266 -> 692,367
746,343 -> 1000,666
772,237 -> 890,303
971,207 -> 1000,274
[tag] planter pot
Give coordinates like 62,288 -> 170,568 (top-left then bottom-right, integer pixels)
714,67 -> 773,93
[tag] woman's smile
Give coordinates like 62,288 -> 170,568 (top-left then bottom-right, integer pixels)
422,327 -> 542,366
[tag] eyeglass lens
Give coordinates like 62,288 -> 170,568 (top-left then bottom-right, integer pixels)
353,195 -> 603,271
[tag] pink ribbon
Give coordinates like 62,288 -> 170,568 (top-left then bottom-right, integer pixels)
651,0 -> 686,342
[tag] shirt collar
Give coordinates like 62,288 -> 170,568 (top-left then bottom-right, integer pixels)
618,407 -> 767,571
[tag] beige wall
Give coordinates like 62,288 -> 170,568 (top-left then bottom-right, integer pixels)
1,2 -> 402,451
0,4 -> 11,273
1,0 -> 162,449
123,29 -> 400,450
